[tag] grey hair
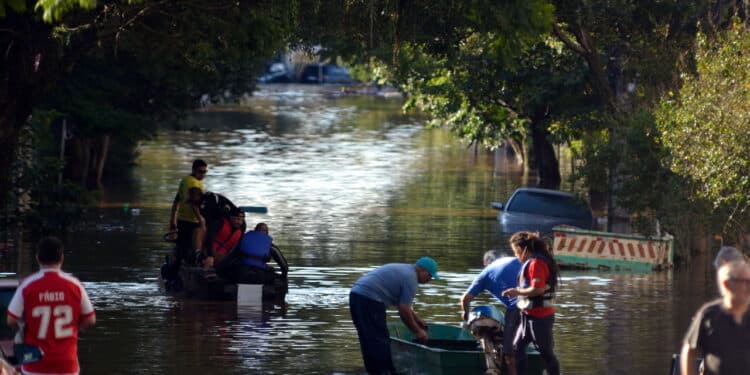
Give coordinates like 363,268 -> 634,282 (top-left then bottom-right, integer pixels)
717,260 -> 750,296
713,246 -> 745,269
483,250 -> 500,266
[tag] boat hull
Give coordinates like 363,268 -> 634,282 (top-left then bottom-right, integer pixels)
553,226 -> 674,272
388,322 -> 545,374
179,266 -> 288,301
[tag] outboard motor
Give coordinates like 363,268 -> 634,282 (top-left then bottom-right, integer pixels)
467,305 -> 505,375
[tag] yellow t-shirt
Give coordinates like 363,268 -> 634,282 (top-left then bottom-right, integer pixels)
176,175 -> 206,223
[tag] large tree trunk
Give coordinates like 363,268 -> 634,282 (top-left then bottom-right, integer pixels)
529,114 -> 561,189
95,134 -> 110,189
505,138 -> 525,166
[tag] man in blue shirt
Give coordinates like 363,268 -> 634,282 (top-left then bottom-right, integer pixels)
461,250 -> 522,375
350,257 -> 439,374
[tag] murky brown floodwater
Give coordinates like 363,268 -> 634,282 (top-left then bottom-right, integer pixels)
9,85 -> 719,374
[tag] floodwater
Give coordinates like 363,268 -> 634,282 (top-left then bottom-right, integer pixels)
9,85 -> 718,374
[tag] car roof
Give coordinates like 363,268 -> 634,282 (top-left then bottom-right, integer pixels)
512,187 -> 576,198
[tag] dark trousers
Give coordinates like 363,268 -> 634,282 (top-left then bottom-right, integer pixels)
162,221 -> 200,283
176,220 -> 200,264
514,313 -> 560,375
349,292 -> 396,375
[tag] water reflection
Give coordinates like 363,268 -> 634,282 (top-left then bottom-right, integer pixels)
30,85 -> 714,374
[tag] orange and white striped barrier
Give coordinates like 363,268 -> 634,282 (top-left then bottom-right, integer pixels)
553,226 -> 673,271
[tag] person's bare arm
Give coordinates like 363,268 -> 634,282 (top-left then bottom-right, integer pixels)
79,314 -> 96,330
460,292 -> 475,322
680,344 -> 697,375
502,277 -> 545,298
398,303 -> 427,343
169,194 -> 180,230
6,316 -> 19,331
270,245 -> 289,278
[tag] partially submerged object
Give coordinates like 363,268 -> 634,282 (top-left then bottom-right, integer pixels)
492,188 -> 594,235
553,226 -> 674,272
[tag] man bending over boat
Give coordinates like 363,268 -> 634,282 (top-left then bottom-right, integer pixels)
681,260 -> 750,375
218,223 -> 288,283
349,257 -> 439,374
461,250 -> 522,375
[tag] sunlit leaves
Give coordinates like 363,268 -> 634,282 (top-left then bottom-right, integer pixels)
656,24 -> 750,208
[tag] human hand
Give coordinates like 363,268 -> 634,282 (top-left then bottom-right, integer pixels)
415,329 -> 428,344
461,310 -> 469,322
203,256 -> 214,269
502,287 -> 519,298
0,359 -> 19,375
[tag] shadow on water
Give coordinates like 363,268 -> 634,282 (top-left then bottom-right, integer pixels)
10,85 -> 719,374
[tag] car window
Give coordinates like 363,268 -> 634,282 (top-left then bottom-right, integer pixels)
0,288 -> 15,339
325,66 -> 347,75
507,191 -> 591,220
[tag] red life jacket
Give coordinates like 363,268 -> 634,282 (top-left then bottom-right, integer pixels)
212,219 -> 242,256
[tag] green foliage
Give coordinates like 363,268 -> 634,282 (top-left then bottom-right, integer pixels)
398,41 -> 525,148
35,0 -> 97,22
0,0 -> 26,18
12,111 -> 94,233
656,24 -> 750,210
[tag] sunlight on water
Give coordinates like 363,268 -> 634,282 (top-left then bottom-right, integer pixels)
49,85 -> 714,375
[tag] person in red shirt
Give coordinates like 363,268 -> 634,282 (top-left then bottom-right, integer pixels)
502,231 -> 560,375
203,207 -> 245,268
6,237 -> 96,375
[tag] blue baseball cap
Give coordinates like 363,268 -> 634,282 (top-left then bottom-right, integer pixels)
416,257 -> 440,280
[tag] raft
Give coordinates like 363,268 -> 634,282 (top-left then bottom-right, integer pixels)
388,321 -> 545,374
178,266 -> 288,301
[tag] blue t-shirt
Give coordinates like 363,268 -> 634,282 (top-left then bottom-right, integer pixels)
350,263 -> 418,307
466,257 -> 522,310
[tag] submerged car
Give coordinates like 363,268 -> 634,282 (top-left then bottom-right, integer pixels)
492,188 -> 594,235
257,62 -> 292,83
298,64 -> 353,84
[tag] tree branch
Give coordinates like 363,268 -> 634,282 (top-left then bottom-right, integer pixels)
552,23 -> 586,55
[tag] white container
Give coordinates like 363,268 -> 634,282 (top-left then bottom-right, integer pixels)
237,284 -> 263,305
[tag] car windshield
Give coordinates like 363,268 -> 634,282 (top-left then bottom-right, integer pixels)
324,66 -> 347,75
0,288 -> 15,339
507,191 -> 590,220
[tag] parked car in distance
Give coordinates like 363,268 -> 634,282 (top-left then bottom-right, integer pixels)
298,64 -> 354,84
257,62 -> 292,84
492,188 -> 594,235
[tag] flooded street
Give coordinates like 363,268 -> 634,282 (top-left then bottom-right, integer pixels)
21,85 -> 718,374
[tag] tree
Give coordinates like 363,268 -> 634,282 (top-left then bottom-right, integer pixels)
1,0 -> 296,207
656,24 -> 750,213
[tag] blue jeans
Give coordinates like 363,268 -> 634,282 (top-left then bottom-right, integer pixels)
349,292 -> 396,374
514,313 -> 560,375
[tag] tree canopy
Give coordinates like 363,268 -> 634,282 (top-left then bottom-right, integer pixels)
657,24 -> 750,210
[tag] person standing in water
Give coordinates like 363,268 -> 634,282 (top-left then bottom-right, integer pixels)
502,231 -> 561,375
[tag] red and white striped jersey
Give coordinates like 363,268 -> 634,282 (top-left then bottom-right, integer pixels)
7,268 -> 95,375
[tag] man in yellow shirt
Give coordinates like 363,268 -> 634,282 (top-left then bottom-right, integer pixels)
164,159 -> 207,288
